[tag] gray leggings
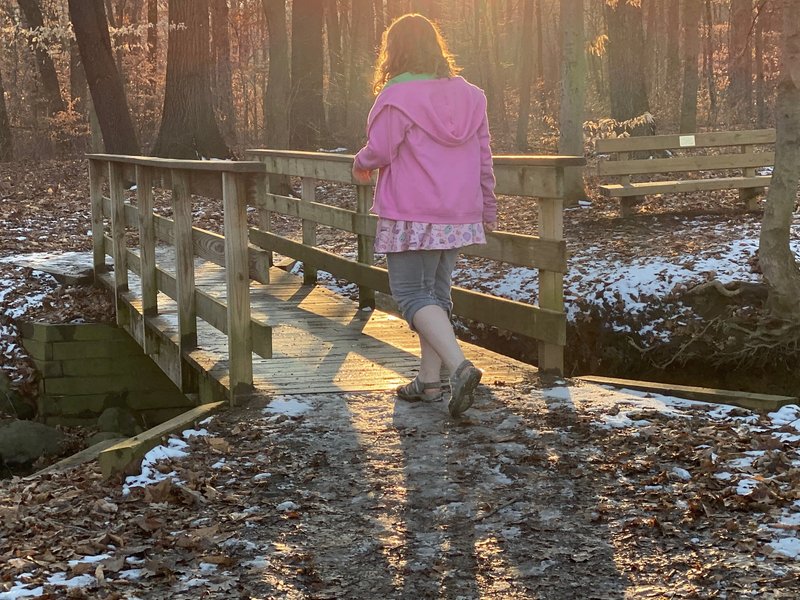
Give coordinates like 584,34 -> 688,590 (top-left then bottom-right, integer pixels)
386,249 -> 459,330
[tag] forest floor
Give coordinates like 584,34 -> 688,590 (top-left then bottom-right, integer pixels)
0,159 -> 799,598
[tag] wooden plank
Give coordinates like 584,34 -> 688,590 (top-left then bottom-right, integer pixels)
595,129 -> 776,153
251,171 -> 273,271
356,184 -> 375,309
598,175 -> 773,197
171,170 -> 198,358
462,232 -> 567,272
87,153 -> 267,173
598,151 -> 775,176
493,164 -> 562,197
98,402 -> 223,478
115,243 -> 272,360
301,177 -> 318,284
450,287 -> 565,345
249,229 -> 392,294
222,171 -> 256,404
578,375 -> 797,412
108,162 -> 128,294
136,165 -> 158,319
107,198 -> 271,284
88,159 -> 106,282
536,198 -> 565,374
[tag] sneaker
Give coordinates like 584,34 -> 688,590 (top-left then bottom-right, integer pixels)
396,378 -> 444,402
448,360 -> 482,417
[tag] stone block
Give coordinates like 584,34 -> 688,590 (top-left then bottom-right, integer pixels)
44,374 -> 178,396
21,338 -> 52,361
56,394 -> 108,416
37,395 -> 63,417
51,339 -> 143,360
34,359 -> 64,378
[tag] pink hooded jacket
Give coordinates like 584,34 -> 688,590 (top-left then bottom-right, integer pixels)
354,76 -> 497,225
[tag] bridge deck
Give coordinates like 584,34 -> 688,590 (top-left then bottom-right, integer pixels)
111,251 -> 533,400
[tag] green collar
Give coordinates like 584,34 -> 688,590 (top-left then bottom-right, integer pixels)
384,72 -> 437,88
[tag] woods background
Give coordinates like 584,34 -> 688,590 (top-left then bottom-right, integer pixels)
0,0 -> 782,162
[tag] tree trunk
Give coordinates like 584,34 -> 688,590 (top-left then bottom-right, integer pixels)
665,0 -> 681,90
147,0 -> 158,63
729,0 -> 753,122
17,0 -> 66,116
535,0 -> 545,84
758,0 -> 800,318
0,67 -> 13,162
210,0 -> 237,147
152,0 -> 230,158
69,39 -> 87,115
704,0 -> 717,125
68,0 -> 139,154
754,3 -> 766,128
325,0 -> 346,138
484,1 -> 508,133
679,0 -> 702,133
411,0 -> 440,20
345,0 -> 374,146
291,0 -> 326,149
605,0 -> 650,122
263,0 -> 290,149
559,0 -> 587,204
515,0 -> 534,150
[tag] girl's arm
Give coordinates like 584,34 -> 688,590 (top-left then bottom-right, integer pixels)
478,111 -> 497,227
354,105 -> 410,171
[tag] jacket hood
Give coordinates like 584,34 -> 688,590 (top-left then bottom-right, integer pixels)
368,77 -> 487,147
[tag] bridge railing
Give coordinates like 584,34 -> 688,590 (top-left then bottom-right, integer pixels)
87,154 -> 271,404
246,149 -> 583,374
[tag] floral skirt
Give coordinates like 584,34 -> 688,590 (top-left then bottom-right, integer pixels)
373,219 -> 486,253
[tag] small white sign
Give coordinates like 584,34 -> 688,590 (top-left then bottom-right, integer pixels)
679,135 -> 696,147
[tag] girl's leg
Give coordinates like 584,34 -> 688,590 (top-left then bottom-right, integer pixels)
417,333 -> 444,384
412,305 -> 465,373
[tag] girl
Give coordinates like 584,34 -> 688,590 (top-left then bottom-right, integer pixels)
352,14 -> 497,418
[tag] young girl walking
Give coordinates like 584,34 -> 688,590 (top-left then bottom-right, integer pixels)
352,13 -> 497,418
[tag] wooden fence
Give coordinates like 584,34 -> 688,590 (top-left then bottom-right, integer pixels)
247,150 -> 580,374
88,150 -> 582,405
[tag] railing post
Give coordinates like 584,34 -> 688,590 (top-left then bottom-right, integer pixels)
108,162 -> 128,327
136,165 -> 158,319
222,171 -> 254,405
88,159 -> 106,284
356,184 -> 376,309
171,169 -> 198,385
538,171 -> 565,376
255,172 -> 273,270
740,144 -> 760,210
301,176 -> 317,285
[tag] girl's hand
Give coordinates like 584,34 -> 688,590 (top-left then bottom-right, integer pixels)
484,221 -> 497,232
352,164 -> 373,184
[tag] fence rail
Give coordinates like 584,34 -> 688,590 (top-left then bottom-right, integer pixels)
88,149 -> 582,405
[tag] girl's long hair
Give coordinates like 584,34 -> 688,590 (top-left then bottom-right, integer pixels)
372,13 -> 460,94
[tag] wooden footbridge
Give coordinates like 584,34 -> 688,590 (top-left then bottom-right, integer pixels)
86,150 -> 583,406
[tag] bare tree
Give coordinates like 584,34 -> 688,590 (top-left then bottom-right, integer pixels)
679,0 -> 702,133
729,0 -> 753,121
758,0 -> 800,318
69,0 -> 140,154
515,0 -> 534,150
0,67 -> 13,161
262,0 -> 290,149
291,0 -> 326,149
152,0 -> 230,158
605,0 -> 650,121
210,0 -> 237,147
559,0 -> 587,203
17,0 -> 66,116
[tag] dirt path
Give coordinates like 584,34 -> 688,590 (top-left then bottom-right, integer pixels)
3,377 -> 798,599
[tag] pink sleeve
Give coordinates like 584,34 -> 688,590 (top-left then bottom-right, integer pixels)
354,105 -> 411,171
478,111 -> 497,223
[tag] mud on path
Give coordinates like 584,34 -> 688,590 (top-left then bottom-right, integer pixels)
3,376 -> 798,599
